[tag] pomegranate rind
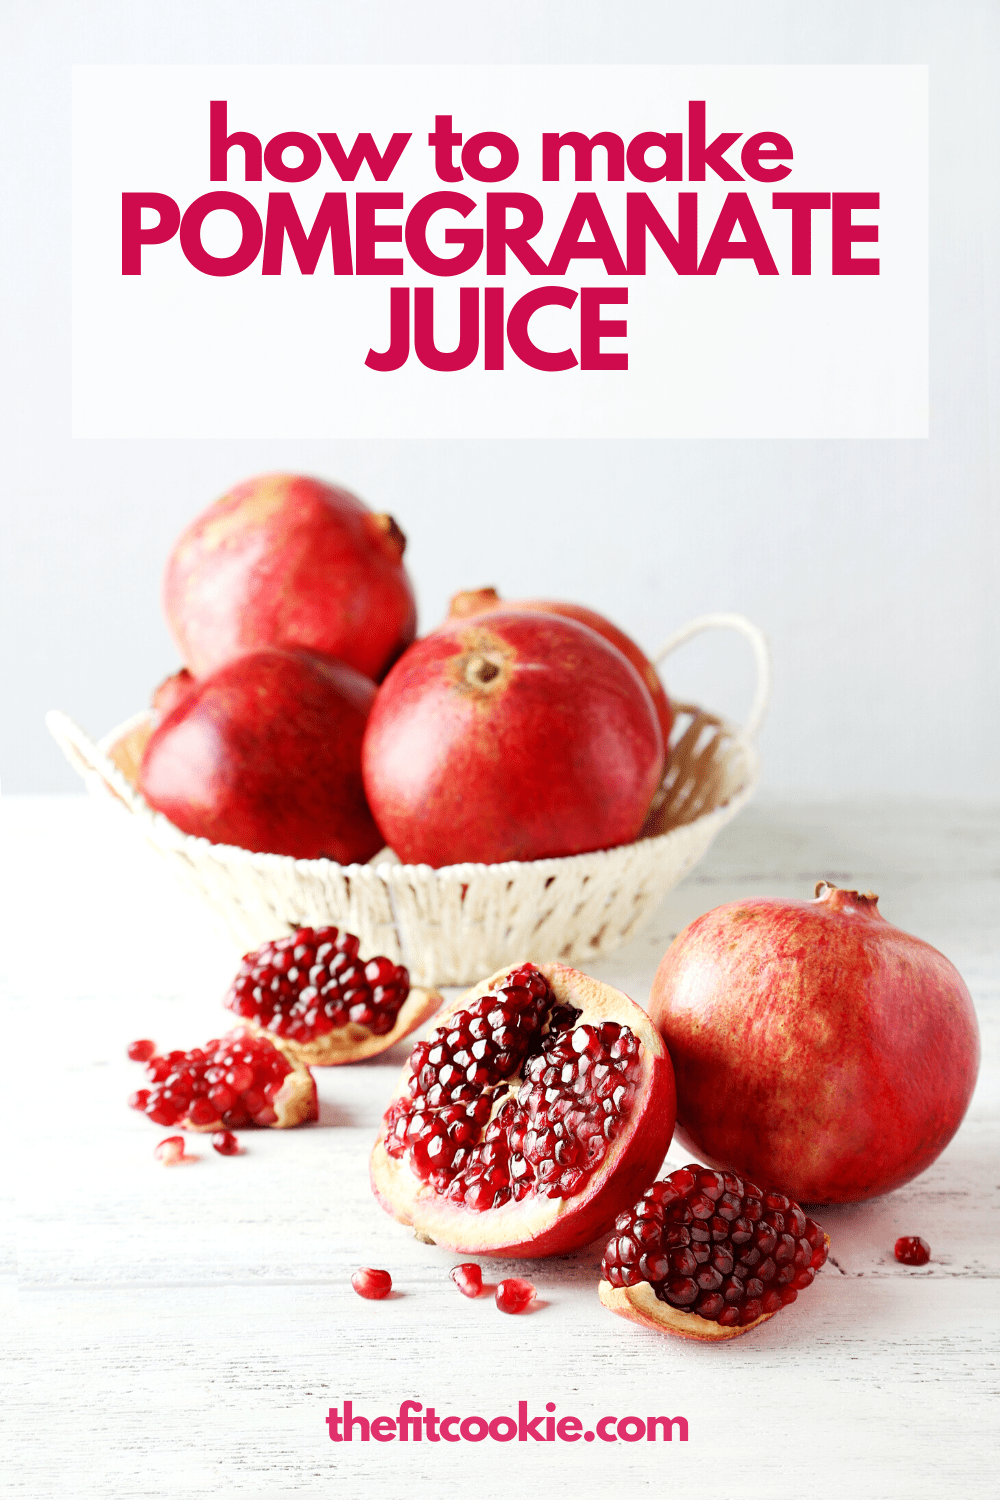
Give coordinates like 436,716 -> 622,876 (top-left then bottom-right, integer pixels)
180,1031 -> 318,1131
598,1279 -> 774,1341
239,985 -> 442,1066
370,963 -> 676,1257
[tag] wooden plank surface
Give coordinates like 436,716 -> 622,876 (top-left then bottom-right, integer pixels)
4,794 -> 998,1499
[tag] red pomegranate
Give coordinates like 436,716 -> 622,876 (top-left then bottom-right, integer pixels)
448,586 -> 673,748
139,647 -> 383,862
224,924 -> 442,1066
362,610 -> 665,867
370,962 -> 676,1257
648,883 -> 981,1204
599,1165 -> 829,1341
164,473 -> 417,682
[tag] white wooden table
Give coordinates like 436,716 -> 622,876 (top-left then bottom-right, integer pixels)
5,794 -> 998,1499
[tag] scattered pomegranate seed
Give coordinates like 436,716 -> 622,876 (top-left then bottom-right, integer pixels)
154,1136 -> 187,1165
225,925 -> 411,1042
352,1267 -> 393,1300
602,1165 -> 828,1327
133,1030 -> 295,1129
895,1236 -> 931,1266
495,1277 -> 535,1314
383,963 -> 642,1213
450,1263 -> 484,1298
127,1039 -> 156,1062
212,1130 -> 240,1156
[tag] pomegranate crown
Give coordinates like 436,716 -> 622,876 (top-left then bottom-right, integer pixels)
813,881 -> 882,916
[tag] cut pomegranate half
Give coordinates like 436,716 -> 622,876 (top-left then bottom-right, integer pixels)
129,1027 -> 317,1131
599,1165 -> 829,1341
224,924 -> 442,1065
370,962 -> 676,1257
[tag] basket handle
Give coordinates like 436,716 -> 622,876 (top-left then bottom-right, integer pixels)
653,613 -> 771,740
45,709 -> 146,815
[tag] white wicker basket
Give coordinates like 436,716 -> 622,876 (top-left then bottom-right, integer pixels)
47,613 -> 769,987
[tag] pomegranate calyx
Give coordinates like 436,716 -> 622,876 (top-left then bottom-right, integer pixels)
368,512 -> 407,558
449,587 -> 502,619
813,881 -> 883,917
447,628 -> 513,699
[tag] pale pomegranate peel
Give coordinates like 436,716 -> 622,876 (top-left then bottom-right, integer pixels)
239,986 -> 442,1066
597,1280 -> 776,1341
224,924 -> 442,1065
370,962 -> 676,1258
599,1165 -> 829,1341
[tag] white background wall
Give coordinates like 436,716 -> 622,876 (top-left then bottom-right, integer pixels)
2,0 -> 997,796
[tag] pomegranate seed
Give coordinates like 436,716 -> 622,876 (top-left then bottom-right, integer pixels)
132,1029 -> 295,1131
495,1277 -> 535,1314
352,1267 -> 392,1300
895,1236 -> 930,1266
212,1131 -> 240,1156
127,1039 -> 156,1062
154,1136 -> 187,1165
382,963 -> 641,1213
450,1263 -> 483,1297
224,925 -> 411,1043
603,1165 -> 828,1326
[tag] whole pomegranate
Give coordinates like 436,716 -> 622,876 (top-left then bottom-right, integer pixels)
648,883 -> 980,1204
370,962 -> 676,1256
447,586 -> 673,748
164,473 -> 417,682
362,609 -> 665,867
139,647 -> 383,861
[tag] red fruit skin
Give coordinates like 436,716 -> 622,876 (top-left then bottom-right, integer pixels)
448,587 -> 673,748
138,647 -> 383,862
648,887 -> 981,1204
362,610 -> 665,867
164,474 -> 417,683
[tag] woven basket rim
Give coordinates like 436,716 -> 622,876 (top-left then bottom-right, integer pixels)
49,700 -> 759,881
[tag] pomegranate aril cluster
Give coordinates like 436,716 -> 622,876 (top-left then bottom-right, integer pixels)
602,1165 -> 828,1328
383,964 -> 643,1212
225,925 -> 410,1041
130,1030 -> 292,1129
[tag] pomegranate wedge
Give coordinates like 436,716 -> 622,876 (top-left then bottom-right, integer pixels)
224,924 -> 442,1066
129,1027 -> 317,1131
370,962 -> 676,1257
599,1165 -> 829,1341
